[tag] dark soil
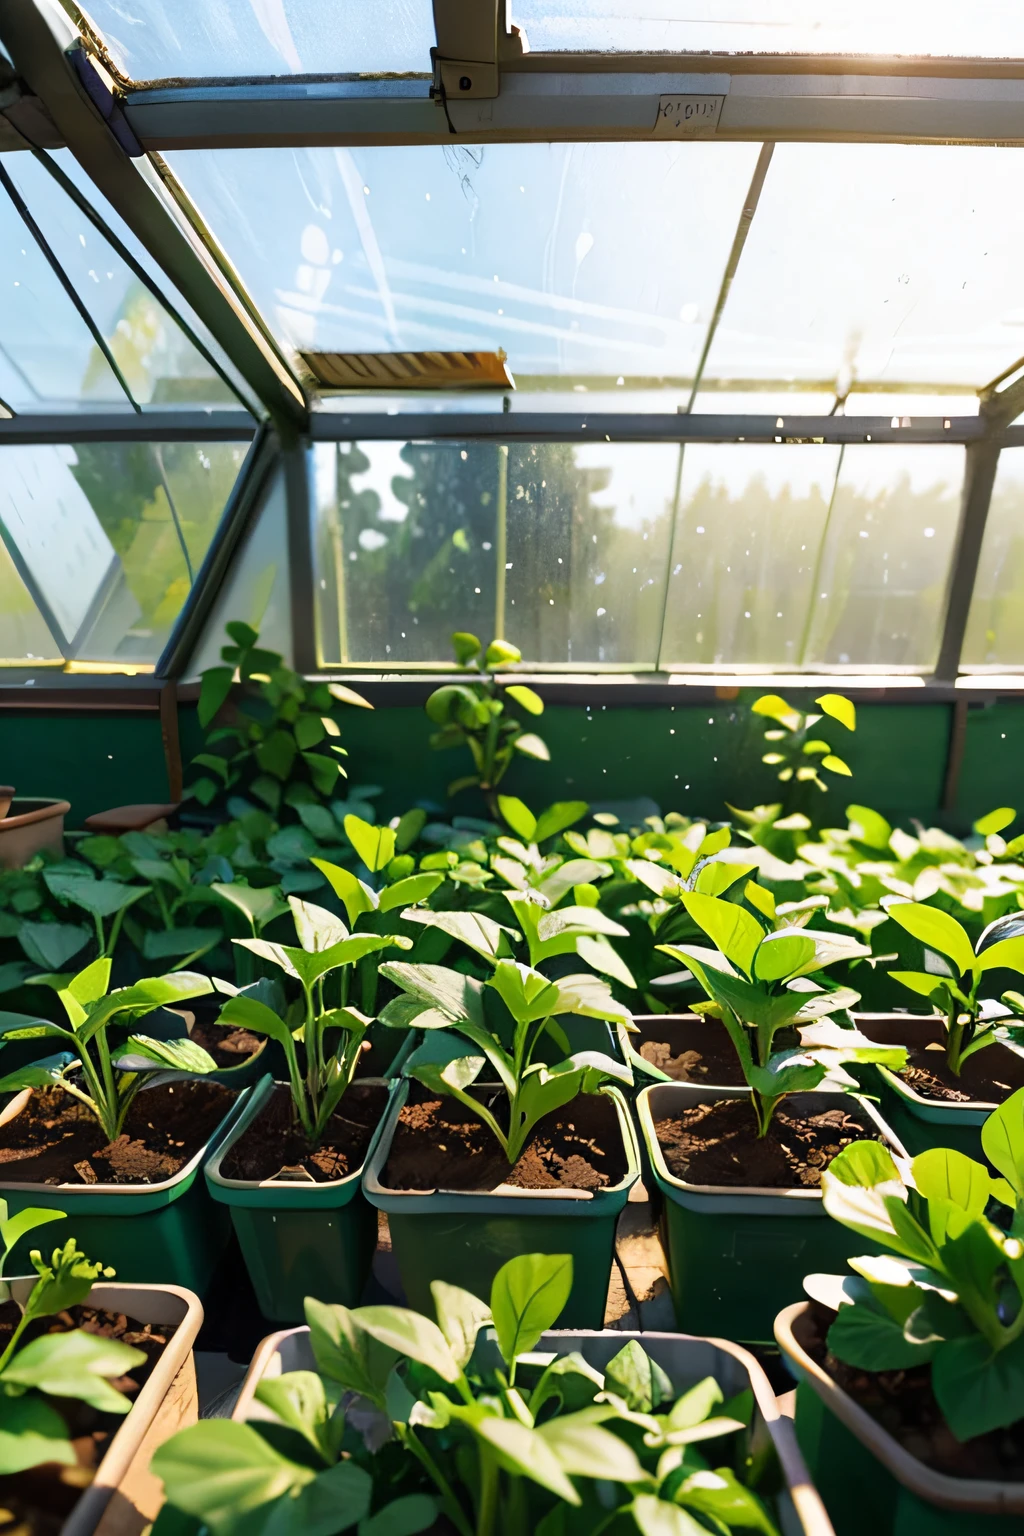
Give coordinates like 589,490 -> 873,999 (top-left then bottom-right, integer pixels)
0,1301 -> 175,1536
381,1088 -> 626,1193
798,1301 -> 1024,1481
655,1097 -> 882,1189
636,1018 -> 746,1085
897,1041 -> 1024,1104
222,1082 -> 388,1182
0,1082 -> 235,1185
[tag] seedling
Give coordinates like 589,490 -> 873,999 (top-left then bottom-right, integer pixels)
215,896 -> 413,1143
153,1252 -> 778,1536
658,891 -> 906,1136
0,1213 -> 147,1475
379,947 -> 633,1164
809,1083 -> 1024,1443
884,902 -> 1024,1075
751,691 -> 856,792
0,960 -> 229,1144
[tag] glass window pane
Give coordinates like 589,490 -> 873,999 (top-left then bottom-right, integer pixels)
660,445 -> 842,668
515,1 -> 1024,56
167,143 -> 761,386
801,445 -> 964,670
0,442 -> 248,664
84,0 -> 433,81
190,464 -> 292,674
962,449 -> 1024,669
0,539 -> 59,665
698,144 -> 1024,397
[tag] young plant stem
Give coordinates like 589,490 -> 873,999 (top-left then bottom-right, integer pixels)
396,1425 -> 472,1536
475,1445 -> 499,1536
0,1308 -> 33,1374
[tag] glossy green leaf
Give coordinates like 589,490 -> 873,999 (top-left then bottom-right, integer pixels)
752,931 -> 816,983
150,1420 -> 316,1534
826,1302 -> 937,1372
377,873 -> 444,912
497,796 -> 537,842
889,970 -> 946,1002
254,1371 -> 328,1458
604,1339 -> 673,1412
402,908 -> 517,962
932,1331 -> 1024,1442
17,922 -> 91,973
977,936 -> 1024,975
116,1035 -> 219,1074
378,963 -> 485,1026
535,1416 -> 648,1482
0,1394 -> 75,1475
884,904 -> 977,977
357,1495 -> 437,1536
430,1281 -> 492,1371
675,1469 -> 777,1536
816,693 -> 856,731
351,1306 -> 460,1383
344,815 -> 396,873
328,682 -> 373,710
974,807 -> 1016,837
211,883 -> 289,933
311,860 -> 378,926
288,898 -> 348,954
981,1086 -> 1024,1200
197,665 -> 234,729
533,801 -> 588,843
303,1298 -> 396,1408
451,631 -> 481,665
631,1494 -> 708,1536
505,684 -> 544,717
912,1148 -> 994,1219
846,804 -> 892,850
490,1252 -> 573,1366
750,695 -> 801,732
475,1415 -> 579,1503
2,1329 -> 146,1412
680,893 -> 764,978
513,733 -> 550,761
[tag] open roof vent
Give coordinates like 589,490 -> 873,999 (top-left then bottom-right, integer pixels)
298,350 -> 514,391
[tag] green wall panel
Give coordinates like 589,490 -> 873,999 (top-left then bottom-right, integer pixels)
0,711 -> 170,828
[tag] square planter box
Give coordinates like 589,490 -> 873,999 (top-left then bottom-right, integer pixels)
0,1087 -> 249,1293
776,1299 -> 1024,1536
9,1278 -> 204,1536
362,1080 -> 640,1329
852,1013 -> 1024,1159
234,1321 -> 834,1536
637,1081 -> 908,1345
205,1074 -> 397,1324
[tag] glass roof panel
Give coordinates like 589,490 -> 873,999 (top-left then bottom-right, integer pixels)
0,440 -> 248,665
189,464 -> 291,674
166,143 -> 762,385
697,144 -> 1024,399
962,449 -> 1024,670
83,0 -> 433,82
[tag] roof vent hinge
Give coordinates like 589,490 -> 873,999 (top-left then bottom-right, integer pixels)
430,0 -> 527,104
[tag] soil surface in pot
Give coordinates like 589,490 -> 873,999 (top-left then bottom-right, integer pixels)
896,1040 -> 1024,1104
655,1098 -> 882,1188
190,1017 -> 265,1068
636,1019 -> 746,1085
0,1300 -> 176,1536
0,1081 -> 234,1185
798,1300 -> 1024,1481
381,1087 -> 627,1192
221,1082 -> 388,1182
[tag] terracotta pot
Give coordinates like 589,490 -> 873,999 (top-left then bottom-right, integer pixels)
0,797 -> 70,868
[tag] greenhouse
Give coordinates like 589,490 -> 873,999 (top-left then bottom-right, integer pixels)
3,5 -> 1024,1535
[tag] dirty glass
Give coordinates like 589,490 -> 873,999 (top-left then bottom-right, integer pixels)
190,464 -> 292,673
312,439 -> 678,667
167,142 -> 761,387
962,449 -> 1024,669
78,0 -> 433,81
0,441 -> 248,664
697,143 -> 1024,399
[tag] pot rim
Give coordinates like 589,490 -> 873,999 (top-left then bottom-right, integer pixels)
362,1077 -> 640,1205
637,1081 -> 908,1203
0,799 -> 70,831
853,1012 -> 1024,1114
775,1298 -> 1024,1514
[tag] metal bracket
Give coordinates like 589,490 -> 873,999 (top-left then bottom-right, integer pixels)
431,0 -> 527,103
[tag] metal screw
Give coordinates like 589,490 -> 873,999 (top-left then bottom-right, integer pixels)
459,75 -> 472,90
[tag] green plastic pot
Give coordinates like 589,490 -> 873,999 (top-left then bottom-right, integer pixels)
363,1080 -> 640,1328
205,1074 -> 396,1323
0,1085 -> 249,1292
637,1082 -> 907,1346
853,1014 -> 1024,1160
776,1300 -> 1023,1535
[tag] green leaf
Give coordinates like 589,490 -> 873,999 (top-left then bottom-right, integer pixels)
79,972 -> 213,1042
604,1339 -> 673,1412
490,1253 -> 573,1367
514,733 -> 550,761
486,638 -> 521,668
303,753 -> 343,797
912,1147 -> 994,1219
303,1299 -> 395,1408
0,1204 -> 65,1262
0,1394 -> 75,1475
142,927 -> 221,961
350,1306 -> 460,1383
977,936 -> 1024,975
402,908 -> 517,962
378,873 -> 444,913
752,930 -> 816,982
884,904 -> 977,978
473,1415 -> 579,1503
488,960 -> 562,1025
751,694 -> 802,732
211,882 -> 289,933
256,729 -> 297,780
328,682 -> 373,710
378,963 -> 485,1027
198,666 -> 234,729
533,801 -> 588,843
357,1496 -> 437,1536
2,1329 -> 146,1412
826,1301 -> 937,1372
821,755 -> 853,776
932,1331 -> 1024,1441
17,922 -> 91,972
981,1086 -> 1024,1200
505,684 -> 544,717
631,1494 -> 709,1536
394,808 -> 427,852
497,796 -> 537,842
974,807 -> 1016,837
344,815 -> 396,873
451,631 -> 481,666
311,860 -> 378,926
680,892 -> 764,978
675,1469 -> 777,1536
846,804 -> 892,850
430,1281 -> 492,1371
115,1035 -> 219,1075
535,1416 -> 647,1482
254,1371 -> 328,1458
289,897 -> 349,954
150,1420 -> 316,1534
816,693 -> 856,731
225,620 -> 259,649
889,970 -> 946,1003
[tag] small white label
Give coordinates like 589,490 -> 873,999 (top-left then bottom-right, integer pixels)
654,94 -> 725,138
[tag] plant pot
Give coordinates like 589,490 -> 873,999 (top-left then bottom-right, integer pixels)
776,1299 -> 1023,1535
205,1075 -> 396,1324
363,1080 -> 641,1329
637,1082 -> 908,1345
0,797 -> 70,868
233,1323 -> 834,1536
853,1013 -> 1024,1159
7,1278 -> 203,1536
0,1087 -> 249,1293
